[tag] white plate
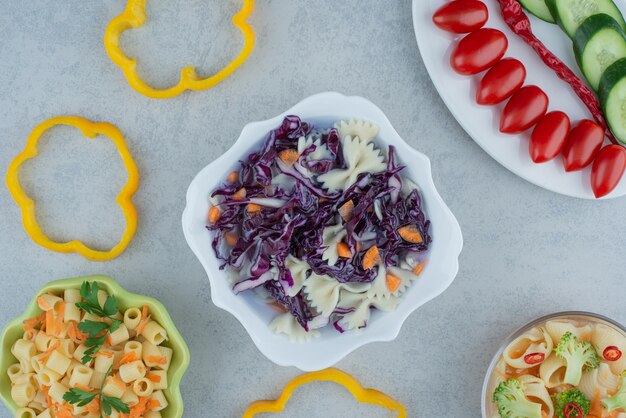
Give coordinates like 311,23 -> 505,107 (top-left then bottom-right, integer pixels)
412,0 -> 626,199
182,92 -> 463,371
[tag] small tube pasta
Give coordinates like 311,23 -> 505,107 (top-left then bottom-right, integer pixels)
65,359 -> 82,377
121,387 -> 139,407
69,365 -> 93,388
37,294 -> 62,311
119,360 -> 147,383
147,370 -> 168,390
141,321 -> 168,346
11,382 -> 36,407
502,327 -> 553,369
592,323 -> 626,375
33,390 -> 46,406
108,324 -> 130,346
34,333 -> 55,353
47,381 -> 67,404
142,341 -> 162,366
96,290 -> 109,309
144,411 -> 162,418
124,341 -> 142,358
45,350 -> 71,375
102,375 -> 127,398
539,354 -> 568,388
73,345 -> 92,365
7,363 -> 22,383
63,303 -> 81,323
57,339 -> 75,358
133,377 -> 154,397
94,351 -> 114,373
64,288 -> 81,303
89,371 -> 106,389
34,410 -> 52,418
22,330 -> 36,342
13,407 -> 36,418
14,373 -> 37,388
123,308 -> 142,330
155,346 -> 173,371
12,340 -> 37,363
149,390 -> 168,412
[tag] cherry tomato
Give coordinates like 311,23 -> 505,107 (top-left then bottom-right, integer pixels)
433,0 -> 489,34
530,111 -> 571,163
451,29 -> 508,75
562,120 -> 604,172
477,58 -> 526,105
500,85 -> 549,134
591,145 -> 626,198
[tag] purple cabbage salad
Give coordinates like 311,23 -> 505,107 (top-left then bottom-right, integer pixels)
207,116 -> 431,341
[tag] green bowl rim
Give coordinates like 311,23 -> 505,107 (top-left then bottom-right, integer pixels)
0,275 -> 191,417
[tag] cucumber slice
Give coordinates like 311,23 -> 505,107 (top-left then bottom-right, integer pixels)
573,14 -> 626,90
518,0 -> 555,23
599,57 -> 626,143
546,0 -> 626,37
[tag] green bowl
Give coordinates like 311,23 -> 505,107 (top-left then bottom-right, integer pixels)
0,275 -> 190,417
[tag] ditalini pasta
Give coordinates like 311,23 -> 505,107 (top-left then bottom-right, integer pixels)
207,116 -> 432,340
7,282 -> 172,418
489,315 -> 626,418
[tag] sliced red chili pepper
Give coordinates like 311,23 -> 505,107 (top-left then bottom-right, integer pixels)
495,0 -> 617,144
523,352 -> 545,365
564,402 -> 583,418
450,29 -> 508,75
432,0 -> 489,34
603,346 -> 623,361
477,58 -> 527,105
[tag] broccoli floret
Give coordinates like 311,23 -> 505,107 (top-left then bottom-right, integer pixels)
493,379 -> 543,418
553,389 -> 590,418
602,371 -> 626,412
554,332 -> 601,385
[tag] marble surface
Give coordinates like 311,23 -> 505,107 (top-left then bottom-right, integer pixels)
1,1 -> 625,417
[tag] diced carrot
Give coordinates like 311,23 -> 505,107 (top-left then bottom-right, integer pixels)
37,296 -> 51,311
226,171 -> 239,183
413,260 -> 427,276
147,373 -> 162,383
224,231 -> 238,247
386,273 -> 401,292
135,306 -> 152,336
208,206 -> 220,223
339,200 -> 354,222
247,203 -> 261,216
362,246 -> 380,270
86,398 -> 100,415
336,242 -> 352,258
397,225 -> 423,243
146,355 -> 167,365
278,148 -> 299,166
129,396 -> 150,418
117,351 -> 137,366
232,187 -> 247,200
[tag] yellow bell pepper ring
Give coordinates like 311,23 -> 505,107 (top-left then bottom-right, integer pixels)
5,116 -> 139,262
242,368 -> 407,417
104,0 -> 256,99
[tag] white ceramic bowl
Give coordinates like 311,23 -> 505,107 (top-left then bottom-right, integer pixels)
182,92 -> 463,371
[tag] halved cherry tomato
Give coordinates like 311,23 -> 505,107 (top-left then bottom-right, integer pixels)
451,29 -> 508,75
523,352 -> 545,365
530,111 -> 571,163
433,0 -> 489,34
500,85 -> 549,134
603,346 -> 623,361
591,145 -> 626,198
562,120 -> 604,172
477,58 -> 526,105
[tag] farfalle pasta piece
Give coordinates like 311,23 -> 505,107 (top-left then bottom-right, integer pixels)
321,224 -> 348,266
367,262 -> 419,299
336,291 -> 400,331
335,120 -> 379,143
284,255 -> 310,297
518,375 -> 555,418
302,273 -> 370,318
269,313 -> 319,342
317,136 -> 386,192
502,326 -> 553,369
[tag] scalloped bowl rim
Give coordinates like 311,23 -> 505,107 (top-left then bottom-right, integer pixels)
0,275 -> 190,417
182,91 -> 463,371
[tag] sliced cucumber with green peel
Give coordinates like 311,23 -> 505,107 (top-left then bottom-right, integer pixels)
518,0 -> 555,23
573,14 -> 626,90
546,0 -> 626,37
599,58 -> 626,144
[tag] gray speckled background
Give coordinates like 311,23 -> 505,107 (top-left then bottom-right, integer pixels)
1,1 -> 625,417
